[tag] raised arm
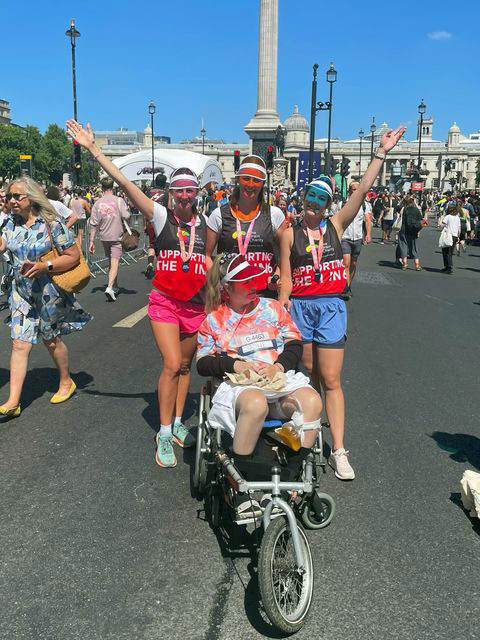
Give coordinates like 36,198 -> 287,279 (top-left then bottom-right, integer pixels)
332,127 -> 406,236
66,120 -> 154,221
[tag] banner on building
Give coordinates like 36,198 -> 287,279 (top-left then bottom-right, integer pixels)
411,182 -> 424,191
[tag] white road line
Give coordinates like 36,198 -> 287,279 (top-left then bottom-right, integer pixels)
113,305 -> 149,328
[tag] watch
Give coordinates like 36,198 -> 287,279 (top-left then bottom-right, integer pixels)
374,151 -> 386,161
47,260 -> 53,272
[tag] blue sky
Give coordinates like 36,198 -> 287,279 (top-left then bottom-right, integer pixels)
4,0 -> 479,143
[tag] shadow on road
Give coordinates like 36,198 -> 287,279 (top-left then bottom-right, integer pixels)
377,259 -> 400,270
450,492 -> 480,536
0,367 -> 94,411
422,266 -> 445,273
80,387 -> 199,435
90,286 -> 138,295
430,431 -> 480,470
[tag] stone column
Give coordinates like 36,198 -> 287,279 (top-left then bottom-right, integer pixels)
245,0 -> 281,158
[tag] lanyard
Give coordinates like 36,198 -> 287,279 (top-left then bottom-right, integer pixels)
219,305 -> 248,356
306,220 -> 327,281
235,217 -> 255,256
173,212 -> 196,268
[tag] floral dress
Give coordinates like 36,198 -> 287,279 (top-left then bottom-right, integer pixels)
2,215 -> 92,344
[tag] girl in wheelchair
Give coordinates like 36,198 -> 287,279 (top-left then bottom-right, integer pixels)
196,253 -> 322,517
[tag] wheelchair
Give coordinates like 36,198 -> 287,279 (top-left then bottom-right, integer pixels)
193,378 -> 335,635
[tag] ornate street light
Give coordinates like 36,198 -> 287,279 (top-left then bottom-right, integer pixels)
201,127 -> 206,155
148,101 -> 156,188
358,128 -> 364,177
308,62 -> 338,183
370,117 -> 376,161
65,19 -> 81,184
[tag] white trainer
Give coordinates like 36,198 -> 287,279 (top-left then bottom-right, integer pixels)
105,287 -> 116,302
328,448 -> 355,480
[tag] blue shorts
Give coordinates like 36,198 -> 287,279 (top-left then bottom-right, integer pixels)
291,297 -> 347,348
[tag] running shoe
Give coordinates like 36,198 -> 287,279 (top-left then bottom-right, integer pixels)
105,287 -> 116,302
155,434 -> 177,468
328,448 -> 355,480
172,422 -> 195,448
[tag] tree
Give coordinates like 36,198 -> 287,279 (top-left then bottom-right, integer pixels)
476,158 -> 480,188
444,158 -> 453,175
40,124 -> 72,184
0,125 -> 27,180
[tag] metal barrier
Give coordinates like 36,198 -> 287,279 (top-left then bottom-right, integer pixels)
84,214 -> 149,278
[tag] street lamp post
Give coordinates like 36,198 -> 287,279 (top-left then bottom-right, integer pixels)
201,127 -> 206,155
326,62 -> 337,156
148,101 -> 156,188
417,99 -> 426,202
370,116 -> 376,161
65,19 -> 81,185
358,128 -> 364,178
308,62 -> 337,183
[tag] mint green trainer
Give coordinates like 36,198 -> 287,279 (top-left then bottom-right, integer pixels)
155,434 -> 177,468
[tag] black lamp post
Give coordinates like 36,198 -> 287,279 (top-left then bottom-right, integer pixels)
65,19 -> 81,184
148,101 -> 156,188
417,99 -> 426,202
370,117 -> 376,161
326,62 -> 337,156
358,128 -> 364,178
201,127 -> 206,155
308,62 -> 337,183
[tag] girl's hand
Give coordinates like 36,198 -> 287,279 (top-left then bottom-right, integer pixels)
378,127 -> 406,153
256,362 -> 284,380
66,120 -> 95,150
89,241 -> 95,254
233,360 -> 261,374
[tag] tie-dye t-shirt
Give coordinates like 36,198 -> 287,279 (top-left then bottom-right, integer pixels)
197,298 -> 301,365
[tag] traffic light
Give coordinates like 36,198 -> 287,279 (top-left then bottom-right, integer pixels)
73,140 -> 81,170
234,150 -> 240,173
266,145 -> 274,171
323,149 -> 330,174
330,158 -> 339,175
340,157 -> 351,176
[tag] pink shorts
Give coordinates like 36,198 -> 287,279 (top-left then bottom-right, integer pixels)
148,289 -> 205,334
102,240 -> 123,260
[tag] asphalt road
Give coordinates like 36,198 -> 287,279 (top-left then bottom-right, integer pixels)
1,221 -> 479,640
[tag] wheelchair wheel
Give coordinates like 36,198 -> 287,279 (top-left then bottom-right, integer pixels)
258,516 -> 314,634
193,388 -> 211,497
301,491 -> 335,530
205,483 -> 223,528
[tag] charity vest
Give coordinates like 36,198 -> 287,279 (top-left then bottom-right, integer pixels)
153,210 -> 207,305
290,220 -> 348,297
217,203 -> 276,293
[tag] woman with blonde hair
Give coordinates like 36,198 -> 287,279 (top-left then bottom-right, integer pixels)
0,177 -> 91,417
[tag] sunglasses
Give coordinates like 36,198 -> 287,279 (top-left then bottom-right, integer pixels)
239,176 -> 263,186
6,193 -> 28,201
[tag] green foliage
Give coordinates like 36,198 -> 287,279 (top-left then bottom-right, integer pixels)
0,123 -> 83,185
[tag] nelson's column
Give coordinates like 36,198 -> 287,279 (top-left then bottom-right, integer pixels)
244,0 -> 281,160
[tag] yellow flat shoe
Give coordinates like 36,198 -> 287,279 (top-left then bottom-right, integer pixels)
50,381 -> 77,404
0,405 -> 21,418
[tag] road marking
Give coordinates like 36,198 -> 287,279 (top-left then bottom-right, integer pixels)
425,294 -> 454,306
113,305 -> 149,328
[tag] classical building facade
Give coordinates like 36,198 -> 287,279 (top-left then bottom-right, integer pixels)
96,115 -> 480,190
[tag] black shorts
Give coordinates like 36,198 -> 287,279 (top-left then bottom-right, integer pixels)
341,239 -> 362,257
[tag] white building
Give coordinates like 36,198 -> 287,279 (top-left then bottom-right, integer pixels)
95,114 -> 479,191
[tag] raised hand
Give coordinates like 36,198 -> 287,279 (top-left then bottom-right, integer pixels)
66,120 -> 95,150
379,127 -> 406,153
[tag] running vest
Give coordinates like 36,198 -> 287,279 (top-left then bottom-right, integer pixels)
217,203 -> 276,293
290,220 -> 347,297
153,210 -> 207,305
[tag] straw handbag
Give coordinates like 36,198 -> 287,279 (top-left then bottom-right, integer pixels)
40,224 -> 91,294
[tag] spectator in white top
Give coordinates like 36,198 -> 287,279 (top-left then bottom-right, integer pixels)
440,204 -> 461,274
339,182 -> 372,298
45,186 -> 77,229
